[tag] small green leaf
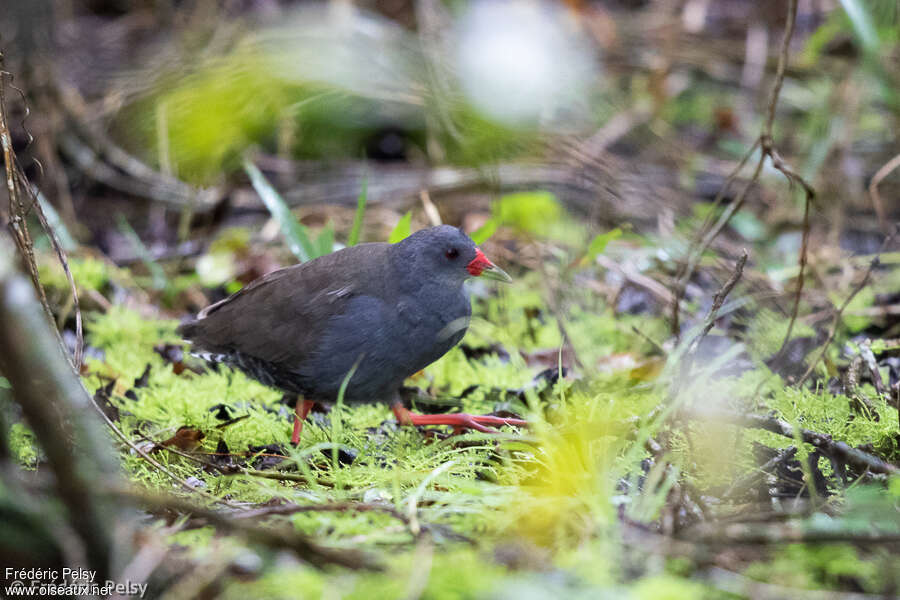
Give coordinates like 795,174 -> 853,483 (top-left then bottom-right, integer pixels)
389,212 -> 412,243
116,215 -> 168,290
317,222 -> 335,256
0,376 -> 10,389
583,228 -> 622,265
243,157 -> 317,262
470,219 -> 497,245
494,191 -> 561,237
730,212 -> 767,242
870,339 -> 900,354
839,0 -> 879,53
347,178 -> 367,246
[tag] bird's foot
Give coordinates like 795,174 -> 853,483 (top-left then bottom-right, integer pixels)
291,399 -> 316,445
392,404 -> 526,434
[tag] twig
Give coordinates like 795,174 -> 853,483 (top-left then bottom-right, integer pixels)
761,0 -> 797,138
671,0 -> 813,340
0,59 -> 56,334
106,485 -> 379,570
631,325 -> 667,356
770,181 -> 811,364
1,57 -> 83,369
419,189 -> 442,226
858,340 -> 887,397
796,253 -> 882,386
671,144 -> 764,339
54,84 -> 220,211
703,566 -> 885,600
722,446 -> 797,501
681,408 -> 899,476
685,521 -> 900,545
868,152 -> 900,233
688,250 -> 747,354
28,185 -> 84,369
756,0 -> 815,362
88,392 -> 247,508
152,441 -> 313,485
843,353 -> 880,420
596,254 -> 679,308
0,238 -> 120,578
226,500 -> 470,542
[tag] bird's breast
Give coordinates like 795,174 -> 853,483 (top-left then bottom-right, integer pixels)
300,288 -> 470,402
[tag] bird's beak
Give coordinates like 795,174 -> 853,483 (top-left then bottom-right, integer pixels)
467,249 -> 513,283
480,263 -> 513,283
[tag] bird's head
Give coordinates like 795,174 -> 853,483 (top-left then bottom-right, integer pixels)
394,225 -> 512,285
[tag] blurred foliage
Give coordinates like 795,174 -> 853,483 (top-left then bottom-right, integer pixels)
745,543 -> 891,593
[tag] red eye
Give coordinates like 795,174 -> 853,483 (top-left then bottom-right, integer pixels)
445,248 -> 459,260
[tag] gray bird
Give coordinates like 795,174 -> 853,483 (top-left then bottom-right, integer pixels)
177,225 -> 525,443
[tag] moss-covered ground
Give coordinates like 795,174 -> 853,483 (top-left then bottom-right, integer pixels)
15,246 -> 898,599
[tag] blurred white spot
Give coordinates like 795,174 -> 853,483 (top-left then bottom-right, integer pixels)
184,476 -> 207,489
455,1 -> 597,127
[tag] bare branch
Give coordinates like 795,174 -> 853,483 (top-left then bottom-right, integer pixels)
681,408 -> 899,476
0,235 -> 124,578
106,485 -> 380,571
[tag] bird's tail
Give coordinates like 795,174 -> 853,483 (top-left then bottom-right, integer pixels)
175,319 -> 199,340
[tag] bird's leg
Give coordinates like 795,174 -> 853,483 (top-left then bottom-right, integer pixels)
291,398 -> 316,445
391,402 -> 526,434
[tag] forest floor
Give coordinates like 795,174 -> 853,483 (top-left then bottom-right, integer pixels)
2,0 -> 900,598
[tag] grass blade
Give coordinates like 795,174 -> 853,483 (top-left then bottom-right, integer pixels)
347,177 -> 367,246
243,157 -> 317,262
389,211 -> 412,244
470,218 -> 497,245
116,214 -> 167,290
317,222 -> 335,257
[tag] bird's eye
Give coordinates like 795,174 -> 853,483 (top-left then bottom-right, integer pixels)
445,248 -> 459,260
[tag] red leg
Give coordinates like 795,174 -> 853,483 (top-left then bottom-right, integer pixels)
391,403 -> 526,434
291,399 -> 315,445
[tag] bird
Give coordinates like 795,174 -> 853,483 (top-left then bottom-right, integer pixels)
177,225 -> 527,444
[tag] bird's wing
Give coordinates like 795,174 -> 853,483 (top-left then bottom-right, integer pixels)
180,243 -> 390,367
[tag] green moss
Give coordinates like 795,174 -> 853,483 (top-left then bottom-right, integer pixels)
68,261 -> 896,596
745,544 -> 892,594
742,308 -> 817,362
38,255 -> 114,293
630,575 -> 715,600
9,423 -> 39,467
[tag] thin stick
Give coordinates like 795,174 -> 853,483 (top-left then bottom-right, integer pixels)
687,522 -> 900,545
688,250 -> 748,354
771,185 -> 810,364
670,140 -> 760,339
681,408 -> 899,476
0,57 -> 83,369
796,253 -> 882,386
152,441 -> 314,484
225,500 -> 470,541
105,485 -> 379,570
867,152 -> 900,233
0,58 -> 56,332
671,0 -> 812,340
87,392 -> 246,508
762,0 -> 797,137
